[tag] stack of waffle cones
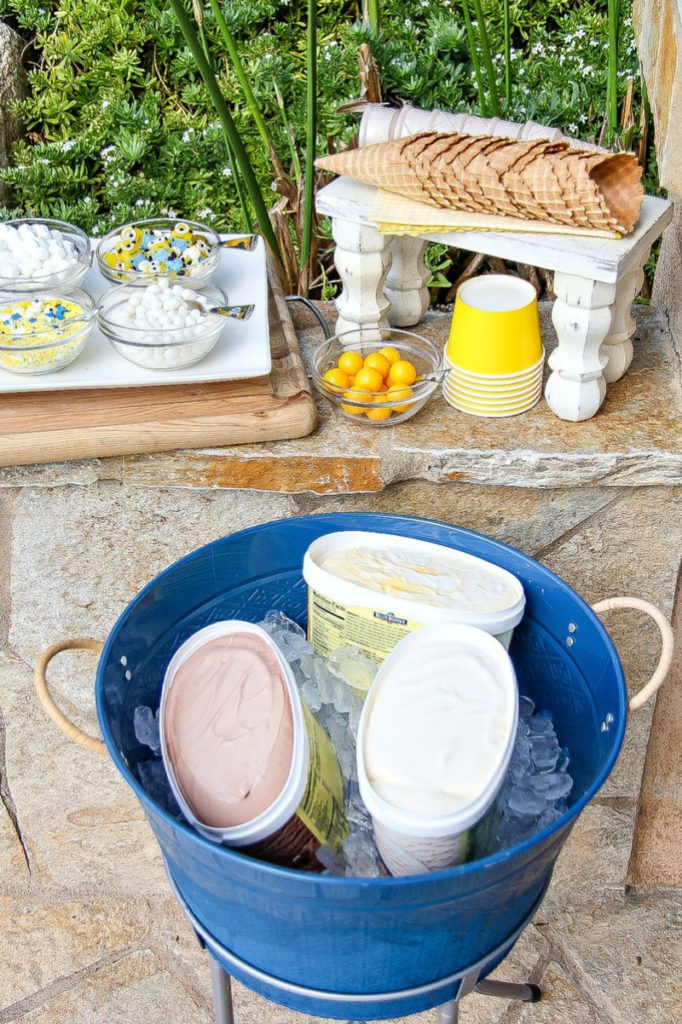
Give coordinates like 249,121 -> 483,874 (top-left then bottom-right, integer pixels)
315,131 -> 644,234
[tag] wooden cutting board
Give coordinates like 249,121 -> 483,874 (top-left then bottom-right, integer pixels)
0,257 -> 318,467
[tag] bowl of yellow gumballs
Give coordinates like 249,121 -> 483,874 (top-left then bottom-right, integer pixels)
311,327 -> 443,425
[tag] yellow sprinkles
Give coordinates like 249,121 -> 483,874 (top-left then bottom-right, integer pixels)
0,296 -> 85,372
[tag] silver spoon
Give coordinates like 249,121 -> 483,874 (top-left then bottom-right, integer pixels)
188,301 -> 255,321
218,235 -> 258,252
55,300 -> 255,330
418,369 -> 451,382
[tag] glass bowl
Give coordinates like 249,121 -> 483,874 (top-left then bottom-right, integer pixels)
0,287 -> 95,374
0,217 -> 92,292
96,280 -> 228,370
311,327 -> 443,426
95,217 -> 222,286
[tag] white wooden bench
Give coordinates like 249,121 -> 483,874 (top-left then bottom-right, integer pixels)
314,104 -> 673,421
315,176 -> 672,421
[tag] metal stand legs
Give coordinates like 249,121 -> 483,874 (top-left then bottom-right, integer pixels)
438,999 -> 459,1023
208,962 -> 541,1024
435,978 -> 540,1024
475,978 -> 542,1003
210,957 -> 235,1024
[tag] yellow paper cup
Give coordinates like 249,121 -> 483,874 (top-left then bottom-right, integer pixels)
440,372 -> 540,399
447,275 -> 542,375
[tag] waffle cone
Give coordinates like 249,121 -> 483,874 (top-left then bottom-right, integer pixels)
315,132 -> 644,233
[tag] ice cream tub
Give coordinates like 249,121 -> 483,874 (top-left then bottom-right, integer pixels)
303,530 -> 525,676
159,620 -> 349,869
357,623 -> 519,875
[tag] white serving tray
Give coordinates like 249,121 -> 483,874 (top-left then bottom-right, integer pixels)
0,234 -> 271,393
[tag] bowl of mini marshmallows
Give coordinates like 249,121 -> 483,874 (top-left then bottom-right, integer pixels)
0,218 -> 92,292
96,278 -> 228,370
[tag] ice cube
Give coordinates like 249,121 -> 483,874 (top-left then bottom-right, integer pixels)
327,645 -> 377,694
317,844 -> 345,875
260,609 -> 306,637
527,772 -> 573,802
134,705 -> 161,755
507,733 -> 532,783
321,710 -> 355,780
529,732 -> 561,772
519,694 -> 535,719
506,782 -> 548,816
528,714 -> 555,735
346,780 -> 372,828
299,676 -> 323,712
343,829 -> 382,878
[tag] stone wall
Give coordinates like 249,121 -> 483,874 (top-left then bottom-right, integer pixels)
634,0 -> 682,333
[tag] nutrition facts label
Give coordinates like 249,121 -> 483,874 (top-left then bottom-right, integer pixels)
297,703 -> 349,854
308,591 -> 422,666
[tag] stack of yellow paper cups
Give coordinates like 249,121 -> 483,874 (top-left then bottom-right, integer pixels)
443,275 -> 544,417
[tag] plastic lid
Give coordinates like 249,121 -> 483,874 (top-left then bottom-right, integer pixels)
357,623 -> 519,838
303,530 -> 525,635
159,620 -> 309,846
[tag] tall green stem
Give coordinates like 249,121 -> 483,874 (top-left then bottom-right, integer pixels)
470,0 -> 500,116
461,0 -> 488,117
362,0 -> 380,32
503,0 -> 511,108
300,0 -> 317,271
194,0 -> 250,227
606,0 -> 619,134
168,0 -> 281,259
206,0 -> 273,154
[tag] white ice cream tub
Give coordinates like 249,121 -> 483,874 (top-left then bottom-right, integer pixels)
303,530 -> 525,676
159,620 -> 348,866
357,623 -> 519,875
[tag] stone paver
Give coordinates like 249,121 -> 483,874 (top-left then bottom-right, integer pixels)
0,308 -> 680,1023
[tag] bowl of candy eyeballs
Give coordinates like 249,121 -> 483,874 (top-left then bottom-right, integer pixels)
0,287 -> 96,374
96,278 -> 229,370
95,217 -> 222,285
311,327 -> 443,425
0,218 -> 92,292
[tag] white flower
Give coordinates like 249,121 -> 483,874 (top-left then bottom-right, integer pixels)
136,198 -> 145,206
61,139 -> 76,152
222,167 -> 232,177
102,100 -> 110,109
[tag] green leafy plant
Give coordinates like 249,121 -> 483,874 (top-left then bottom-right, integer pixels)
0,0 -> 659,300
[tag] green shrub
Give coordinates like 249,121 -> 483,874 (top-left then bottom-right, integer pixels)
0,0 -> 652,261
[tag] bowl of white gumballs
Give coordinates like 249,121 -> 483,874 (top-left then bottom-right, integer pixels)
0,218 -> 92,292
96,278 -> 229,370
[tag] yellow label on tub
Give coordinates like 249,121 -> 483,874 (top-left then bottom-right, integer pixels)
296,702 -> 349,855
308,589 -> 424,668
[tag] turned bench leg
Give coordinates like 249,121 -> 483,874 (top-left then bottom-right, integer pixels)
601,258 -> 647,382
331,219 -> 431,333
385,237 -> 431,327
331,218 -> 392,333
545,272 -> 616,421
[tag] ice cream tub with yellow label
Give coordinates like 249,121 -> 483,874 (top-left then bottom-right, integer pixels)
159,620 -> 349,869
303,530 -> 525,677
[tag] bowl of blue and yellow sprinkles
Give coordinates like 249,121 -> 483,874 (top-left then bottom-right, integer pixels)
0,288 -> 95,374
95,218 -> 222,285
